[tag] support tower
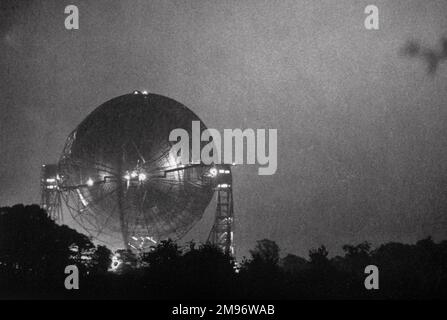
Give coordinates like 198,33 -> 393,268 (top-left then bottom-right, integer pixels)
207,164 -> 235,256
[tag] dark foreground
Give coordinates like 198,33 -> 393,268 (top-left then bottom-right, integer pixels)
1,205 -> 446,299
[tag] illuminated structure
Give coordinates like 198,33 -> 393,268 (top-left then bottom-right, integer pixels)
40,164 -> 63,222
41,92 -> 235,254
207,165 -> 234,255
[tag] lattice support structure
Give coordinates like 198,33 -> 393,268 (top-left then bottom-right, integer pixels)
207,165 -> 235,256
40,164 -> 63,222
41,161 -> 236,255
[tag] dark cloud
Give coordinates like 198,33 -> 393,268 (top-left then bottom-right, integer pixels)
402,37 -> 447,74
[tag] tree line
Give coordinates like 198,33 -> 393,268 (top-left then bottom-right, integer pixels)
1,204 -> 446,299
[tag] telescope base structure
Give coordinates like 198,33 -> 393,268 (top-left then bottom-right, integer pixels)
207,186 -> 234,256
207,164 -> 234,256
40,164 -> 63,222
41,163 -> 236,256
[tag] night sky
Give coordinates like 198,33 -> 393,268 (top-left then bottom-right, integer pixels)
1,0 -> 447,259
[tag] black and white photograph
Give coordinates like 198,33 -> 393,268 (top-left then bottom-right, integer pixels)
1,0 -> 447,308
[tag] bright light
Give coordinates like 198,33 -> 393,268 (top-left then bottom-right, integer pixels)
209,168 -> 218,177
218,183 -> 230,189
138,173 -> 147,181
86,178 -> 94,187
142,90 -> 148,95
46,178 -> 56,183
130,171 -> 138,178
110,253 -> 122,272
145,236 -> 157,244
124,174 -> 130,180
133,90 -> 139,94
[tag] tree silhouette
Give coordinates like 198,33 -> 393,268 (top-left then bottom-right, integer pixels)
281,254 -> 307,274
308,245 -> 329,266
0,204 -> 111,296
249,239 -> 280,265
240,239 -> 284,299
179,242 -> 235,299
90,245 -> 112,274
1,204 -> 447,299
141,239 -> 182,269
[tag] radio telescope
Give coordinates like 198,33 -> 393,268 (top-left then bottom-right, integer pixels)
41,92 -> 234,254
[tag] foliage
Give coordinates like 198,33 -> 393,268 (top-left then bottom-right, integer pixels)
1,204 -> 447,299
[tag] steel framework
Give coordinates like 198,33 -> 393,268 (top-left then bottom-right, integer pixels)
40,164 -> 63,222
207,164 -> 234,255
40,92 -> 235,255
